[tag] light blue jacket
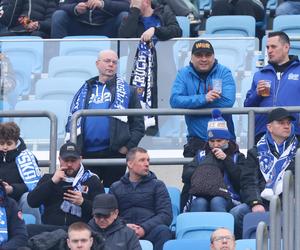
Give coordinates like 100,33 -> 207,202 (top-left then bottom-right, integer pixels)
170,61 -> 236,140
244,57 -> 300,136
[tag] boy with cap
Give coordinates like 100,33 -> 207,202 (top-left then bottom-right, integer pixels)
182,109 -> 245,214
27,142 -> 104,236
170,39 -> 236,158
88,193 -> 141,250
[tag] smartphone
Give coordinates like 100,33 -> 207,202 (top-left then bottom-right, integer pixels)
62,185 -> 74,193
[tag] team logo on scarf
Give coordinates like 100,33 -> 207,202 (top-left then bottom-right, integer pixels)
130,41 -> 158,135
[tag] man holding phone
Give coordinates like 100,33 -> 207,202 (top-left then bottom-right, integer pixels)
27,142 -> 104,236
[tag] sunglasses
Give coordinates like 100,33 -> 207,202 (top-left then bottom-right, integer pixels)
94,213 -> 111,219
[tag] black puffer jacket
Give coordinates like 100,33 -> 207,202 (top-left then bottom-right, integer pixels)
0,0 -> 58,35
0,137 -> 39,202
89,217 -> 141,250
119,4 -> 182,39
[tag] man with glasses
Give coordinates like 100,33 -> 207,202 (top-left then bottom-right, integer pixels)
88,193 -> 141,250
210,227 -> 235,250
66,49 -> 145,187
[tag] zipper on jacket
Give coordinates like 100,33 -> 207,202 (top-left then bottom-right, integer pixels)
8,0 -> 18,27
28,0 -> 32,19
89,10 -> 92,23
273,72 -> 282,105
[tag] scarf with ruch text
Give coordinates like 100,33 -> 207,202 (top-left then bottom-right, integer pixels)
130,41 -> 158,136
16,149 -> 41,191
65,76 -> 130,141
258,132 -> 298,201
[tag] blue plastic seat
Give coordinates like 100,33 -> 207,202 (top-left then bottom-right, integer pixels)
243,212 -> 270,239
59,35 -> 111,56
197,0 -> 212,18
273,15 -> 300,35
48,55 -> 98,79
205,15 -> 256,37
23,213 -> 36,224
236,239 -> 256,250
0,36 -> 43,96
14,99 -> 69,146
163,239 -> 210,250
176,16 -> 190,38
176,212 -> 234,239
167,186 -> 181,231
140,240 -> 153,250
35,77 -> 85,108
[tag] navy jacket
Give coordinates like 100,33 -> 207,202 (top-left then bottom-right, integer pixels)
109,171 -> 172,235
1,197 -> 28,249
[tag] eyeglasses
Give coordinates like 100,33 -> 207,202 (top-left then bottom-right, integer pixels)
94,213 -> 111,219
99,58 -> 118,65
213,235 -> 234,242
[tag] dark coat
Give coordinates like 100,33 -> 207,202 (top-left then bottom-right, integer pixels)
109,171 -> 172,235
59,0 -> 129,26
89,217 -> 141,250
240,135 -> 300,208
0,138 -> 39,202
0,0 -> 58,35
68,75 -> 145,153
1,196 -> 28,249
119,4 -> 182,39
27,172 -> 104,226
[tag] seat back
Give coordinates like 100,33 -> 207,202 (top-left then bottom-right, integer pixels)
48,56 -> 98,79
176,212 -> 234,239
236,239 -> 256,250
59,36 -> 111,56
205,15 -> 256,37
167,186 -> 181,231
23,213 -> 36,224
176,16 -> 190,38
273,15 -> 300,35
163,239 -> 210,250
243,212 -> 270,239
35,77 -> 85,108
140,240 -> 153,250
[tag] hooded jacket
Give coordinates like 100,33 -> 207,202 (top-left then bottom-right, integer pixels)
109,171 -> 172,235
0,137 -> 38,202
244,56 -> 300,136
89,217 -> 141,250
170,61 -> 236,140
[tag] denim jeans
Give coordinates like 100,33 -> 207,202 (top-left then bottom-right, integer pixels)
51,10 -> 127,38
190,196 -> 229,212
229,203 -> 251,239
143,225 -> 173,250
276,1 -> 300,15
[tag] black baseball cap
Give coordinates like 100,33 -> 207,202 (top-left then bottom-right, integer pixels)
59,142 -> 81,160
268,108 -> 296,123
93,194 -> 118,215
192,39 -> 214,55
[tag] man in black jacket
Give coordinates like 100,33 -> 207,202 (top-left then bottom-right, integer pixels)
88,193 -> 141,250
0,0 -> 58,38
0,182 -> 28,249
27,142 -> 104,236
110,147 -> 172,250
51,0 -> 129,38
65,49 -> 145,187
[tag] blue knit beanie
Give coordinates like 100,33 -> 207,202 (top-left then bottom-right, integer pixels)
207,109 -> 231,140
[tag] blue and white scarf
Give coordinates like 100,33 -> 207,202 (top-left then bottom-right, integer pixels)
15,149 -> 41,191
258,133 -> 298,200
65,77 -> 130,141
60,164 -> 94,217
0,206 -> 7,245
130,41 -> 157,132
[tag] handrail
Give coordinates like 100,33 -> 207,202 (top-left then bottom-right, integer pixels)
283,170 -> 294,250
256,221 -> 269,250
269,195 -> 281,250
0,110 -> 57,172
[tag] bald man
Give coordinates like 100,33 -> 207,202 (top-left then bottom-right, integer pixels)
210,228 -> 236,250
66,49 -> 145,187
